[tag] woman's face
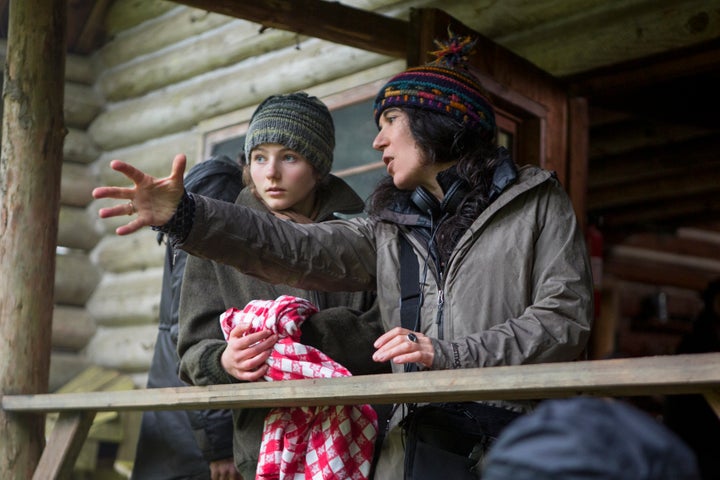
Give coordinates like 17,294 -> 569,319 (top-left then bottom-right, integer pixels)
373,108 -> 437,192
249,143 -> 319,216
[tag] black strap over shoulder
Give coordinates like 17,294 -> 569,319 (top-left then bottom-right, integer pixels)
399,235 -> 420,332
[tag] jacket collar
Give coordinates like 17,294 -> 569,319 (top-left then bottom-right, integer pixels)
239,174 -> 366,222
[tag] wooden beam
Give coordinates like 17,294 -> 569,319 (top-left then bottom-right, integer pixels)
70,0 -> 114,55
568,38 -> 720,97
4,354 -> 720,413
32,411 -> 95,480
0,0 -> 67,477
172,0 -> 408,58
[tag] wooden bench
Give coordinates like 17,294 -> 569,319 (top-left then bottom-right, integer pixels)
3,352 -> 720,480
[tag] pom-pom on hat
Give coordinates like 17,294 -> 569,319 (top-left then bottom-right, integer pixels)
244,92 -> 335,178
373,31 -> 496,141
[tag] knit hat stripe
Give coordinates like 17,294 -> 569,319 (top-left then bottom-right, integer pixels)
244,92 -> 334,178
373,65 -> 497,140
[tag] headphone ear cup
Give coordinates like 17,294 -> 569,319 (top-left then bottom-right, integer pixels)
411,186 -> 441,217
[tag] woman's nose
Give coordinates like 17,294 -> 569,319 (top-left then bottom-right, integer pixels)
265,159 -> 279,178
372,130 -> 386,151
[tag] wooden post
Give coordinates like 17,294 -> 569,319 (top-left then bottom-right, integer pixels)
0,0 -> 67,477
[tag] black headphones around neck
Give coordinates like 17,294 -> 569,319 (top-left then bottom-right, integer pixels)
410,179 -> 469,219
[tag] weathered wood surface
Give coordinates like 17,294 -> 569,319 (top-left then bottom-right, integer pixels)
60,162 -> 95,207
58,206 -> 102,250
104,0 -> 176,38
0,0 -> 67,477
63,128 -> 99,164
64,82 -> 103,129
173,0 -> 408,58
0,40 -> 96,85
90,230 -> 165,273
85,268 -> 163,326
100,6 -> 232,70
89,40 -> 392,150
83,324 -> 158,372
100,24 -> 299,101
4,353 -> 720,413
32,411 -> 96,480
52,306 -> 97,352
55,252 -> 101,306
94,131 -> 201,189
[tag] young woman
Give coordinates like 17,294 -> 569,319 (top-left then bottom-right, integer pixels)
175,93 -> 386,478
94,35 -> 593,479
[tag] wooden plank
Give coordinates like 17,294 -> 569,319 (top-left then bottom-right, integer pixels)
32,411 -> 95,480
173,0 -> 408,58
4,354 -> 720,413
567,96 -> 589,229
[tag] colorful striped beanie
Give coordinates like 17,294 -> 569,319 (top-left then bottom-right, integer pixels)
373,32 -> 496,141
245,92 -> 335,178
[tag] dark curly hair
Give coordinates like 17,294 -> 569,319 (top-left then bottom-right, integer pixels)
367,107 -> 502,264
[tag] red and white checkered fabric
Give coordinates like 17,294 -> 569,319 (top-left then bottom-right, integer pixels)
220,295 -> 378,480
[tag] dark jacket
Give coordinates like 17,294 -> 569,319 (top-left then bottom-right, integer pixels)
177,174 -> 388,479
177,164 -> 593,479
132,157 -> 244,480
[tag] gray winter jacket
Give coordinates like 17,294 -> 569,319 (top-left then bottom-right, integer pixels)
177,164 -> 593,478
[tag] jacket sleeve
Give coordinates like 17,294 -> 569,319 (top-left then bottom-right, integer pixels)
177,195 -> 378,293
177,253 -> 237,386
432,180 -> 594,369
187,407 -> 235,462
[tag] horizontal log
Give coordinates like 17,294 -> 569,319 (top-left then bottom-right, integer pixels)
55,252 -> 101,306
85,268 -> 163,326
83,325 -> 159,372
64,128 -> 100,164
105,0 -> 177,38
5,353 -> 720,412
52,305 -> 97,352
60,162 -> 95,208
90,229 -> 165,273
99,7 -> 234,77
65,54 -> 96,86
65,82 -> 103,129
58,205 -> 102,251
49,352 -> 91,393
100,23 -> 298,101
89,40 -> 390,150
95,131 -> 201,187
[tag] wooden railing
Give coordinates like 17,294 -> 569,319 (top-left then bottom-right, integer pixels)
3,352 -> 720,479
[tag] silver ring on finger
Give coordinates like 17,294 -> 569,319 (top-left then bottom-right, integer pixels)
407,332 -> 418,343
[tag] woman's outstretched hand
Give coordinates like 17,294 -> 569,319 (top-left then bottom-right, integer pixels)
92,154 -> 187,235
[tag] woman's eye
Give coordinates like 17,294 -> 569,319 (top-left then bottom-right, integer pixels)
253,155 -> 266,163
283,154 -> 298,162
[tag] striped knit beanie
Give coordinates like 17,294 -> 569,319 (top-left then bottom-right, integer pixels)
244,92 -> 335,178
373,32 -> 496,142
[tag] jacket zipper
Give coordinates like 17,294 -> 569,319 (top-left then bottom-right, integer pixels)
436,288 -> 445,340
